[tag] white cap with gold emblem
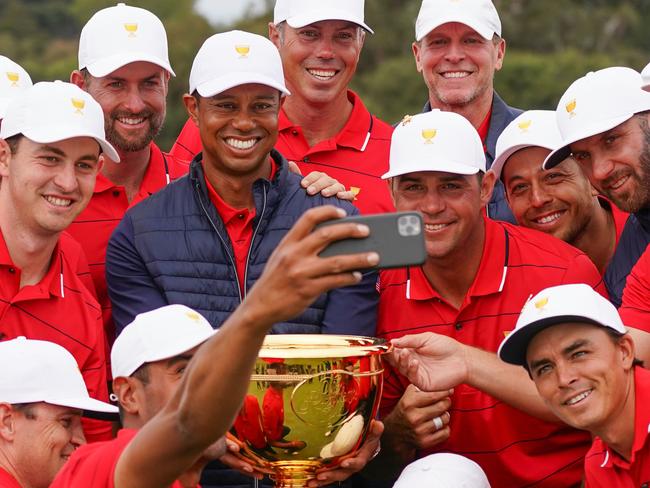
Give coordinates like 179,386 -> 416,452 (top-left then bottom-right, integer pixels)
111,304 -> 217,379
383,110 -> 486,179
498,283 -> 626,367
0,55 -> 32,119
0,80 -> 119,161
78,2 -> 174,77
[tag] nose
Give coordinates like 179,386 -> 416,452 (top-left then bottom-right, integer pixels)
556,362 -> 579,389
122,85 -> 147,114
53,162 -> 79,193
314,36 -> 335,60
444,40 -> 466,64
529,182 -> 552,208
70,419 -> 86,448
231,110 -> 255,133
589,156 -> 616,186
420,189 -> 446,215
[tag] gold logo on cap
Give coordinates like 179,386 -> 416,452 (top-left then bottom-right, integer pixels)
124,23 -> 138,37
6,72 -> 19,87
534,297 -> 549,310
235,45 -> 250,58
565,99 -> 577,118
400,115 -> 413,127
71,98 -> 85,115
422,128 -> 437,144
350,187 -> 361,200
185,311 -> 201,322
518,120 -> 532,133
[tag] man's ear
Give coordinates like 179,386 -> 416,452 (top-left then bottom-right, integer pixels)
268,22 -> 282,49
480,170 -> 497,206
183,94 -> 200,127
111,377 -> 140,416
0,403 -> 17,442
70,70 -> 86,89
412,42 -> 424,73
618,334 -> 636,371
0,139 -> 12,179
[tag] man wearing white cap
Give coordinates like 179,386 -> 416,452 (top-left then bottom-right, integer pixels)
0,337 -> 117,488
413,0 -> 521,223
171,0 -> 396,215
0,56 -> 32,127
372,109 -> 603,486
497,283 -> 650,488
54,210 -> 382,487
0,80 -> 118,443
493,110 -> 628,274
393,453 -> 490,488
67,3 -> 190,347
543,66 -> 650,308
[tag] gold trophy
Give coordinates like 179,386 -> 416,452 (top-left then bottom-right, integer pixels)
229,335 -> 389,487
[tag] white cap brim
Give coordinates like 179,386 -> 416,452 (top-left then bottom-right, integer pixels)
196,72 -> 290,98
0,99 -> 10,120
493,142 -> 556,180
286,11 -> 373,33
382,160 -> 481,179
543,113 -> 632,169
20,126 -> 120,163
416,16 -> 494,41
47,395 -> 118,416
85,52 -> 175,78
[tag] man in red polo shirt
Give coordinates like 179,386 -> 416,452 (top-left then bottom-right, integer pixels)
170,0 -> 395,215
498,283 -> 650,488
53,209 -> 382,488
492,110 -> 628,274
0,338 -> 117,488
0,80 -> 119,442
368,110 -> 604,487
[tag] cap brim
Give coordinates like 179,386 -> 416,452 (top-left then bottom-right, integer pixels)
287,12 -> 373,33
0,98 -> 10,119
542,113 -> 632,169
382,160 -> 481,179
498,316 -> 616,367
493,142 -> 556,180
86,52 -> 175,78
416,16 -> 493,41
196,73 -> 290,99
48,396 -> 118,418
21,127 -> 120,163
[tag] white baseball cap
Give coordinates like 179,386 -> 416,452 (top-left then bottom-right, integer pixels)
492,110 -> 562,180
0,56 -> 32,120
111,304 -> 216,379
189,30 -> 289,98
383,110 -> 486,179
0,337 -> 118,416
284,0 -> 373,33
543,67 -> 650,169
78,2 -> 175,78
273,0 -> 290,24
393,453 -> 491,488
498,283 -> 626,367
0,81 -> 119,162
415,0 -> 501,42
642,62 -> 650,90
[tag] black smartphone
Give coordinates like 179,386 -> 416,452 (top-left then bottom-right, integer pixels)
315,211 -> 426,270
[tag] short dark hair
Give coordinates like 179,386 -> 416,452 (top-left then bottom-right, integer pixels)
605,328 -> 644,368
5,134 -> 23,155
11,403 -> 37,418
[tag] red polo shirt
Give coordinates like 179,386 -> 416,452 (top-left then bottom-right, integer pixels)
66,143 -> 189,347
0,467 -> 21,488
477,107 -> 492,151
618,246 -> 650,332
584,366 -> 650,487
202,160 -> 277,295
377,218 -> 605,487
169,91 -> 395,215
0,231 -> 111,442
50,428 -> 196,488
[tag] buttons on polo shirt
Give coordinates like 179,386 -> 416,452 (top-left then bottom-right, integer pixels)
8,268 -> 15,274
112,190 -> 120,197
292,130 -> 299,136
303,157 -> 310,162
455,323 -> 463,331
237,214 -> 245,220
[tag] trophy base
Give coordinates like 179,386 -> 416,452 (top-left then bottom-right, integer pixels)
268,460 -> 321,487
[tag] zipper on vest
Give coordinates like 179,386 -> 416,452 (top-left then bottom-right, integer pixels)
242,182 -> 268,300
195,181 -> 244,303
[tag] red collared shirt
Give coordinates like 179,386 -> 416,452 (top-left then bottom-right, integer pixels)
477,106 -> 492,151
50,429 -> 197,488
584,366 -> 650,487
0,467 -> 22,488
377,217 -> 605,487
203,160 -> 277,295
169,91 -> 395,215
66,143 -> 189,347
0,232 -> 111,442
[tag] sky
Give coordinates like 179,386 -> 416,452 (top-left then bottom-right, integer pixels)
194,0 -> 268,26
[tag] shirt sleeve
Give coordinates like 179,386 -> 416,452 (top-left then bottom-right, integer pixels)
619,246 -> 650,332
105,214 -> 169,335
561,253 -> 608,297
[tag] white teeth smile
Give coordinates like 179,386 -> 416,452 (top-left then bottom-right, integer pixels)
44,196 -> 72,207
442,71 -> 470,79
425,223 -> 449,231
534,212 -> 563,225
225,138 -> 257,150
118,117 -> 145,125
565,389 -> 592,406
609,175 -> 629,190
308,69 -> 337,80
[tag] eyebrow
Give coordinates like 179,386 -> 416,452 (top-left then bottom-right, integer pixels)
529,339 -> 591,371
38,145 -> 99,162
165,354 -> 193,368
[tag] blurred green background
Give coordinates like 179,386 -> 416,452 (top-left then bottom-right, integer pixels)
3,0 -> 649,150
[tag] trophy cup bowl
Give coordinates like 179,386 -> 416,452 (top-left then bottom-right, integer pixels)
229,335 -> 389,487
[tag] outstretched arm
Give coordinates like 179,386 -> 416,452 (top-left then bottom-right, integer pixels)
114,206 -> 380,488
